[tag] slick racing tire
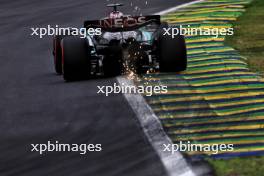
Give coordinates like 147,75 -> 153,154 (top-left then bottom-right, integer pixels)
61,36 -> 91,81
53,35 -> 64,74
157,27 -> 187,72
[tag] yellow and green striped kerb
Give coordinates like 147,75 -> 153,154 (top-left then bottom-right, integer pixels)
140,0 -> 264,158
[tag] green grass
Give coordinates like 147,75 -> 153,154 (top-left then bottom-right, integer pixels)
207,0 -> 264,176
226,0 -> 264,75
208,156 -> 264,176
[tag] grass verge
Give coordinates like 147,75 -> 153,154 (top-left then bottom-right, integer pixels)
226,0 -> 264,75
208,0 -> 264,176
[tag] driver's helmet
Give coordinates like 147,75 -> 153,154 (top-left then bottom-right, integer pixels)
109,11 -> 124,18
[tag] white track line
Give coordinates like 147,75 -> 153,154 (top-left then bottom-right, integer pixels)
155,0 -> 205,15
117,1 -> 207,176
117,76 -> 196,176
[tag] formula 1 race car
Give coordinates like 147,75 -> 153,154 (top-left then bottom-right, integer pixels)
52,3 -> 187,81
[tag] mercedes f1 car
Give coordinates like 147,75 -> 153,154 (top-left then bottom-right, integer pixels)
52,3 -> 187,81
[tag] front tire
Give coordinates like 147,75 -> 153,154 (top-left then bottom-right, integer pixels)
61,36 -> 91,81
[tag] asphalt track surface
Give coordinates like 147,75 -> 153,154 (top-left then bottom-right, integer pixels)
0,0 -> 193,175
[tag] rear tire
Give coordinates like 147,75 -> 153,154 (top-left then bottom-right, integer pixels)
53,35 -> 64,74
157,28 -> 187,72
61,36 -> 91,81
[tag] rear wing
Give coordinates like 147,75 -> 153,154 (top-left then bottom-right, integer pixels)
84,15 -> 161,32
